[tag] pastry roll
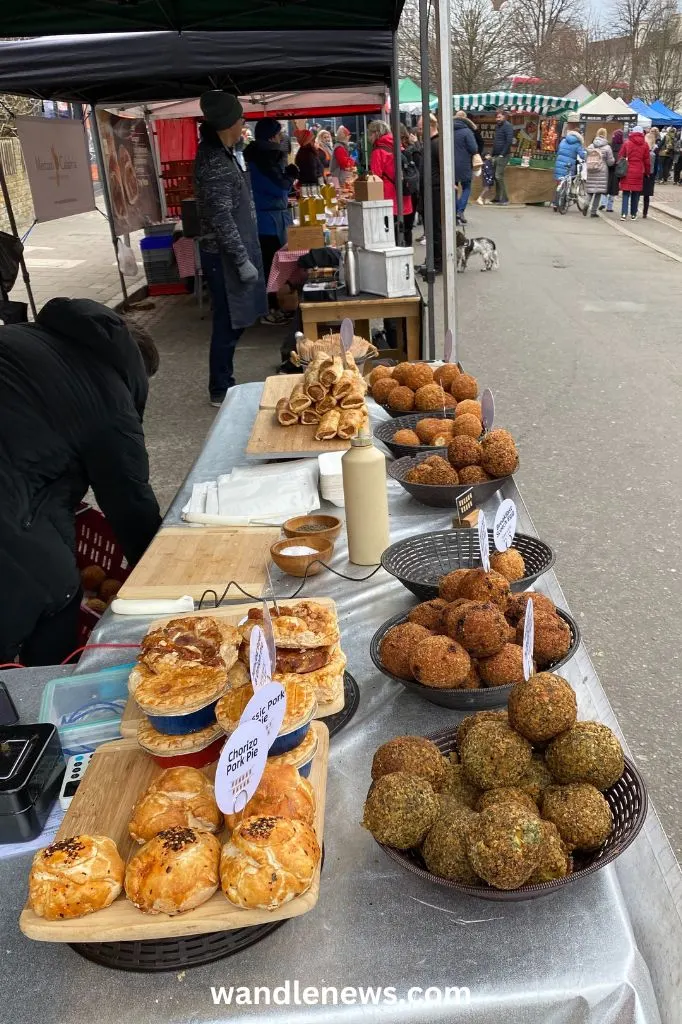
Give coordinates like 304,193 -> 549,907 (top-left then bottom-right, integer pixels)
315,394 -> 337,415
300,409 -> 321,425
333,368 -> 367,397
339,387 -> 365,409
303,354 -> 332,403
289,382 -> 312,414
315,408 -> 341,440
337,407 -> 365,439
320,355 -> 344,389
276,398 -> 299,426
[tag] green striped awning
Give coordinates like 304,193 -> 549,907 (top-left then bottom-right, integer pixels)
431,92 -> 579,116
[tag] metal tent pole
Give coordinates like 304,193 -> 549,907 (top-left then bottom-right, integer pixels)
89,105 -> 129,307
390,35 -> 404,245
145,107 -> 167,220
0,158 -> 37,318
435,0 -> 456,360
419,0 -> 435,358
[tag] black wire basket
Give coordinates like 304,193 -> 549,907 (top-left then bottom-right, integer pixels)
388,454 -> 512,507
381,529 -> 555,600
326,671 -> 361,738
374,410 -> 457,459
377,727 -> 647,902
370,606 -> 581,710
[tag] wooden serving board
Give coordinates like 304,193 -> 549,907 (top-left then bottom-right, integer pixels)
246,408 -> 350,459
117,526 -> 280,601
259,374 -> 299,410
119,597 -> 342,736
20,722 -> 329,943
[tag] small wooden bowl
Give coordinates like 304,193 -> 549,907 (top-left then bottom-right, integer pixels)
282,514 -> 343,544
270,536 -> 333,577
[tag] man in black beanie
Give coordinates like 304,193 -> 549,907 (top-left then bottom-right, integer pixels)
195,91 -> 268,405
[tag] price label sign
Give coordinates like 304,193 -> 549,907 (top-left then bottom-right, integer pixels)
444,328 -> 453,363
493,499 -> 517,552
481,388 -> 495,432
455,487 -> 474,521
239,682 -> 287,748
340,317 -> 354,357
478,510 -> 490,572
249,625 -> 272,692
522,600 -> 535,681
214,719 -> 268,815
261,599 -> 277,671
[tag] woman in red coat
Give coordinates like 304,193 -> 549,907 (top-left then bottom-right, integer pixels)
618,127 -> 651,220
368,119 -> 414,244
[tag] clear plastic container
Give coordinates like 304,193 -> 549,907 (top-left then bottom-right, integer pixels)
39,665 -> 134,755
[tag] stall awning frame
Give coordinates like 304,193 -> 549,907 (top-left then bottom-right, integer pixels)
441,92 -> 578,116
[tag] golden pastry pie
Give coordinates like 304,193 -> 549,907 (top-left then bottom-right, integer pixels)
140,617 -> 240,674
129,766 -> 223,843
223,763 -> 315,833
274,646 -> 347,704
215,679 -> 316,735
28,835 -> 124,921
137,719 -> 224,755
125,827 -> 220,914
241,601 -> 339,649
128,662 -> 230,715
238,641 -> 334,675
220,816 -> 321,910
268,728 -> 318,772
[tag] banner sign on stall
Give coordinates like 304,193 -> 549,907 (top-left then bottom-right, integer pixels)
214,719 -> 268,815
493,499 -> 518,552
15,116 -> 95,223
523,600 -> 535,681
239,682 -> 287,748
444,329 -> 453,364
95,109 -> 162,236
249,625 -> 273,692
481,388 -> 495,432
478,510 -> 491,572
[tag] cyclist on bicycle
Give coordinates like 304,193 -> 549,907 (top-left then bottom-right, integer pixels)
552,122 -> 586,210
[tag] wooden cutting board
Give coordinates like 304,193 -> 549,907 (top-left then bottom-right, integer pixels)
117,526 -> 280,601
259,374 -> 299,409
20,723 -> 329,942
246,408 -> 351,459
119,597 -> 342,736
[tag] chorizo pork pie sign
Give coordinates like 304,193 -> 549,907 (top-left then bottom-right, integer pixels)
15,116 -> 95,223
96,110 -> 161,235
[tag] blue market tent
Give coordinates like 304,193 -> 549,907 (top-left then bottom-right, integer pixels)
650,100 -> 682,127
630,97 -> 674,125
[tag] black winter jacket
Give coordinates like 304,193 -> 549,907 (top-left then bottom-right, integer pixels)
0,298 -> 161,659
492,120 -> 515,157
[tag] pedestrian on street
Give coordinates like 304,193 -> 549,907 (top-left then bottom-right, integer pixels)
195,91 -> 267,406
330,126 -> 356,185
477,153 -> 496,204
618,125 -> 650,220
294,128 -> 325,186
244,118 -> 297,327
453,111 -> 478,224
584,128 -> 614,217
315,129 -> 333,174
643,127 -> 659,218
600,129 -> 623,212
673,130 -> 682,184
368,119 -> 415,245
0,298 -> 161,665
492,109 -> 515,204
417,113 -> 442,270
552,124 -> 585,209
658,126 -> 677,182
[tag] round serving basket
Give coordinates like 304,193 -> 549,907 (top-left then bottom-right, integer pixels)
326,671 -> 361,738
388,454 -> 511,508
374,410 -> 457,458
377,727 -> 648,902
381,529 -> 555,600
370,607 -> 581,710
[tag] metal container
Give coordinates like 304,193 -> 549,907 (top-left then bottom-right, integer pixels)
0,723 -> 65,843
343,240 -> 359,296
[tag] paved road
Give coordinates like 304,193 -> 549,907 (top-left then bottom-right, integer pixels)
455,203 -> 682,859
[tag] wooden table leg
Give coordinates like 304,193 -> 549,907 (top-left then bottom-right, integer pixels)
406,313 -> 421,361
355,318 -> 370,342
395,318 -> 406,361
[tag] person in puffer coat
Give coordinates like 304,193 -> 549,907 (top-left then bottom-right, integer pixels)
618,126 -> 651,220
584,128 -> 614,218
552,128 -> 585,209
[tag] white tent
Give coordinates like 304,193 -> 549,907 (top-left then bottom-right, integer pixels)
564,84 -> 592,105
578,91 -> 638,122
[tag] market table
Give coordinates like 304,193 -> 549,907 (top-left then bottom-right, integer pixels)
300,293 -> 422,360
2,384 -> 680,1024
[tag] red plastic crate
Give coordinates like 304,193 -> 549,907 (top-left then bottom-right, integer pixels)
75,503 -> 131,646
148,283 -> 187,295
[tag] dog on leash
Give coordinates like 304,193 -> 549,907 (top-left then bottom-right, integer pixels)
456,229 -> 499,272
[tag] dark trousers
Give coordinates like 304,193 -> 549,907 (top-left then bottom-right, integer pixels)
621,191 -> 641,217
259,234 -> 282,310
675,156 -> 682,184
20,591 -> 82,667
394,212 -> 415,247
659,155 -> 674,181
431,187 -> 442,268
201,250 -> 244,400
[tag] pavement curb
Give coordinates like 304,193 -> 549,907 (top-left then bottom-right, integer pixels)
650,199 -> 682,221
597,211 -> 682,263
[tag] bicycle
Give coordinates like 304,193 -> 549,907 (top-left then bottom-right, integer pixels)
554,157 -> 588,215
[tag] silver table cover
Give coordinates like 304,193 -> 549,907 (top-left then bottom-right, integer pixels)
1,383 -> 680,1024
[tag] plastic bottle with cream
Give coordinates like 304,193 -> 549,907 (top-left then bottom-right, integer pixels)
341,435 -> 390,564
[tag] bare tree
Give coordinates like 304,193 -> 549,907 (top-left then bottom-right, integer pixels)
452,0 -> 513,92
611,0 -> 659,95
638,3 -> 682,104
397,0 -> 439,89
505,0 -> 582,79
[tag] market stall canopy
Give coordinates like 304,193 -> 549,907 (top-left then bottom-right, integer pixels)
399,77 -> 436,109
564,84 -> 593,105
649,99 -> 682,127
0,0 -> 406,33
441,92 -> 578,116
629,98 -> 673,125
0,31 -> 393,102
577,91 -> 637,122
112,88 -> 386,121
